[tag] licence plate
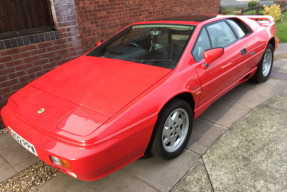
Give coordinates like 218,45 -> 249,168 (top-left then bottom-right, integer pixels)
9,127 -> 38,156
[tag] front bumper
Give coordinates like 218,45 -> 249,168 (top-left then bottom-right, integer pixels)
1,105 -> 157,180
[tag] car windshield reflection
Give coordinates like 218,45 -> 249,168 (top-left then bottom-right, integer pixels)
87,24 -> 195,69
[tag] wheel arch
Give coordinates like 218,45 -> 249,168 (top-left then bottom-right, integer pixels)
268,37 -> 275,51
171,92 -> 195,111
157,92 -> 195,116
144,92 -> 195,156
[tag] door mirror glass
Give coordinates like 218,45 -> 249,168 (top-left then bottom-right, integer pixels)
202,48 -> 224,69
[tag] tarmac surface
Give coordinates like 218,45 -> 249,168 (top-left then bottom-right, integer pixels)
0,44 -> 287,191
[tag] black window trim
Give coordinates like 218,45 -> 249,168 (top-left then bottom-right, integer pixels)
225,18 -> 252,40
224,20 -> 240,40
191,27 -> 212,62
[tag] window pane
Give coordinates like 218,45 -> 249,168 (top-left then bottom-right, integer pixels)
192,28 -> 211,61
207,21 -> 236,48
226,20 -> 245,38
88,24 -> 195,69
0,0 -> 54,39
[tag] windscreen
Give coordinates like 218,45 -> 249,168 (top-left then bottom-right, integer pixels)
87,24 -> 195,69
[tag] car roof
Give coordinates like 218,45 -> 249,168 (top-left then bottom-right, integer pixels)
133,15 -> 219,26
151,15 -> 218,22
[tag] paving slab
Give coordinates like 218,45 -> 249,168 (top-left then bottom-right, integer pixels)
273,59 -> 287,70
0,156 -> 17,183
242,78 -> 287,97
123,150 -> 200,192
171,159 -> 213,192
38,168 -> 158,192
222,82 -> 272,109
199,99 -> 251,128
203,89 -> 287,191
271,67 -> 287,81
275,44 -> 287,55
0,133 -> 39,172
187,119 -> 227,155
221,60 -> 287,108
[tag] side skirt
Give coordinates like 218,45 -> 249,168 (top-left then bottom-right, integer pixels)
193,66 -> 257,119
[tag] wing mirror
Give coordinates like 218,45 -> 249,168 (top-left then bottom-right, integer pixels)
96,40 -> 102,47
202,48 -> 224,69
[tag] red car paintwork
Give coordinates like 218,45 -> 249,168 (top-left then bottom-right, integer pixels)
202,48 -> 224,68
1,15 -> 278,180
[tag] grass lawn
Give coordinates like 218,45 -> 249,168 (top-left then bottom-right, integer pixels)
275,12 -> 287,43
221,7 -> 242,15
244,10 -> 264,15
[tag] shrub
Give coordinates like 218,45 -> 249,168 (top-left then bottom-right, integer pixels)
263,4 -> 282,22
248,0 -> 259,8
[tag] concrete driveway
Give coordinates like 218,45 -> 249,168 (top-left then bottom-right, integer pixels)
1,48 -> 287,191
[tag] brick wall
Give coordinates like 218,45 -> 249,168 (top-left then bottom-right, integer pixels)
0,0 -> 84,130
0,0 -> 220,130
75,0 -> 221,52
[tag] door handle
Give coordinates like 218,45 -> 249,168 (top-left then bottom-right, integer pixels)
241,48 -> 247,56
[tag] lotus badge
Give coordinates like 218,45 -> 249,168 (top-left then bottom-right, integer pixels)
37,108 -> 45,114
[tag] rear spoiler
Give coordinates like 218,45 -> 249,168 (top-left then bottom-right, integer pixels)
242,15 -> 274,26
216,15 -> 275,26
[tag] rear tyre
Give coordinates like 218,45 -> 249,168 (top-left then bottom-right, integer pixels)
251,43 -> 273,83
151,99 -> 193,160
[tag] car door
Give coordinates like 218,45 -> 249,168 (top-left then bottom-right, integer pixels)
225,19 -> 255,76
192,20 -> 249,107
207,20 -> 251,89
227,18 -> 265,72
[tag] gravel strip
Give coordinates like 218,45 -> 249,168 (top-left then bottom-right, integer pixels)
0,161 -> 59,192
0,129 -> 8,135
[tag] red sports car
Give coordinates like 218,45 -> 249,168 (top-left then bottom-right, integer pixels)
1,15 -> 278,180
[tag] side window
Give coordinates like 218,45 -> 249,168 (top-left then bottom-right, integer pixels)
226,20 -> 245,38
206,21 -> 236,48
192,28 -> 211,61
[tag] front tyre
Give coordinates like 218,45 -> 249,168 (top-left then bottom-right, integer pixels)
151,99 -> 193,160
251,43 -> 274,83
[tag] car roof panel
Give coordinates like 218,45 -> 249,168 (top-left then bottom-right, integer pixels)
151,15 -> 218,22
